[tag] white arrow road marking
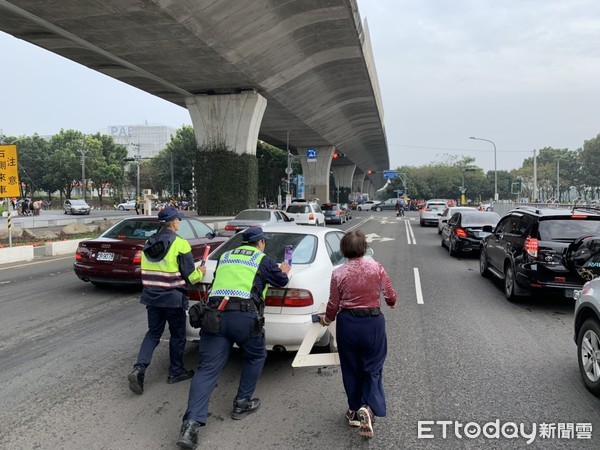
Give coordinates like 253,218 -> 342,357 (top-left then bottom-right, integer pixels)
365,233 -> 380,242
414,268 -> 424,304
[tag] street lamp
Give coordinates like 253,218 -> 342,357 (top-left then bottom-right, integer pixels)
469,136 -> 497,201
129,143 -> 141,201
78,146 -> 88,201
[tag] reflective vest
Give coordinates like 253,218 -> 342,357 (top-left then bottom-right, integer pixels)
141,236 -> 202,288
211,245 -> 266,300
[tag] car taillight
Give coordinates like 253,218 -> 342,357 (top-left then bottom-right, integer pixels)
524,237 -> 538,258
75,247 -> 83,261
133,250 -> 143,264
188,282 -> 211,301
571,215 -> 588,219
309,213 -> 314,220
265,288 -> 314,307
454,227 -> 467,238
225,225 -> 238,231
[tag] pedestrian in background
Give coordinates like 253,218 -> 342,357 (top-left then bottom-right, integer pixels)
176,227 -> 290,449
320,229 -> 397,439
127,206 -> 206,395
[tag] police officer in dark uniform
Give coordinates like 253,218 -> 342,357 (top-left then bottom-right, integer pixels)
127,206 -> 206,395
176,227 -> 290,449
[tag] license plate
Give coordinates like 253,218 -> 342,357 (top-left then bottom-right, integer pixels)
97,252 -> 114,261
573,289 -> 583,300
564,289 -> 575,299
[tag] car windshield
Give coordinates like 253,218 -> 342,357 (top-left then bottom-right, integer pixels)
286,205 -> 310,214
461,212 -> 500,227
538,218 -> 600,240
102,220 -> 160,239
234,210 -> 271,221
69,200 -> 88,205
210,232 -> 317,264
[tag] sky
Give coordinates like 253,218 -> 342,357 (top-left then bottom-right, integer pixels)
2,0 -> 600,173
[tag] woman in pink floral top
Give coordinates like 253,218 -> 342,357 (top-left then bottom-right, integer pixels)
320,229 -> 397,439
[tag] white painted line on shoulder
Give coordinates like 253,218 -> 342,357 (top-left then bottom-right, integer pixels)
414,267 -> 424,304
405,219 -> 416,245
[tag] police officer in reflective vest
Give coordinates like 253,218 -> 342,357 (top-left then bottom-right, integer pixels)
128,206 -> 206,395
177,227 -> 290,449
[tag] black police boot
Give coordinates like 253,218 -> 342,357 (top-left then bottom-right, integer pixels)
127,368 -> 144,395
231,397 -> 261,420
176,420 -> 202,449
168,369 -> 194,384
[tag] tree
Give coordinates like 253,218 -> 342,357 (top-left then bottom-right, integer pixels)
87,133 -> 128,206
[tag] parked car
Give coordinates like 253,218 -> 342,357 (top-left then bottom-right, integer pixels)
116,200 -> 137,211
63,199 -> 91,215
574,277 -> 600,397
186,225 -> 373,351
419,200 -> 448,226
371,198 -> 405,211
438,206 -> 477,234
321,202 -> 346,224
441,211 -> 500,256
479,206 -> 600,301
223,209 -> 296,234
285,202 -> 325,226
73,216 -> 228,285
357,200 -> 380,211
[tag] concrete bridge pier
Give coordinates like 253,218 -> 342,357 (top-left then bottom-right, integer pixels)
185,91 -> 267,155
352,172 -> 366,199
299,146 -> 335,203
331,165 -> 356,203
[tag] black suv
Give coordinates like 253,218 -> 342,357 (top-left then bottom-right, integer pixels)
479,206 -> 600,301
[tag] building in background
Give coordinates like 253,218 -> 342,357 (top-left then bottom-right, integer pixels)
105,123 -> 177,159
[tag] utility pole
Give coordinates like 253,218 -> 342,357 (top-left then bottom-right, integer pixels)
78,146 -> 88,201
285,130 -> 292,194
533,149 -> 537,202
130,143 -> 141,200
170,151 -> 175,197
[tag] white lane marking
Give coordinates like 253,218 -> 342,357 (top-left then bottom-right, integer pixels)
414,267 -> 424,304
405,219 -> 416,245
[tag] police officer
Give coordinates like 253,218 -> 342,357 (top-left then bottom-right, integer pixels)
176,227 -> 290,449
127,205 -> 206,395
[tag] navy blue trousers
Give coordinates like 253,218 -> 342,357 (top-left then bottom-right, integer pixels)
183,311 -> 266,424
134,305 -> 187,378
336,313 -> 388,417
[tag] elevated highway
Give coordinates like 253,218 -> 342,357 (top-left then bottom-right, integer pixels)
0,0 -> 389,200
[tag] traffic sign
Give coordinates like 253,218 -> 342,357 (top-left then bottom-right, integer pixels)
383,170 -> 398,179
0,144 -> 20,198
306,148 -> 317,160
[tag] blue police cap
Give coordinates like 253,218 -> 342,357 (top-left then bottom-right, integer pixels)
242,227 -> 270,243
158,205 -> 185,223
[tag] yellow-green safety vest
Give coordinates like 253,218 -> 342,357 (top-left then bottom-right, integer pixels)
141,236 -> 202,288
211,245 -> 267,300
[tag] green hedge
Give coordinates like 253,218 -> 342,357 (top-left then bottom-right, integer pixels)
195,144 -> 258,215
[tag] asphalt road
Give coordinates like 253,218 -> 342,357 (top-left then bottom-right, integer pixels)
0,210 -> 598,449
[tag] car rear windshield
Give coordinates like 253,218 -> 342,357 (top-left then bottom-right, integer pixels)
427,203 -> 446,210
234,210 -> 270,220
103,220 -> 160,239
461,212 -> 500,227
210,232 -> 317,264
538,218 -> 600,241
321,204 -> 339,211
287,205 -> 310,214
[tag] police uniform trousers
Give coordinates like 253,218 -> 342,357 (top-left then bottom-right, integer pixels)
134,305 -> 187,378
336,313 -> 388,417
183,310 -> 266,424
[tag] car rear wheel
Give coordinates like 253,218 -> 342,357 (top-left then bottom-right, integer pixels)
504,264 -> 521,302
118,206 -> 125,211
420,220 -> 425,227
449,238 -> 458,257
479,248 -> 490,277
578,319 -> 600,397
376,206 -> 382,212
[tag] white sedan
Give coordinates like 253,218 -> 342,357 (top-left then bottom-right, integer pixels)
186,225 -> 370,351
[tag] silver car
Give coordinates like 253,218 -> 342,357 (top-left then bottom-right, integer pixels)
574,277 -> 600,397
419,200 -> 447,227
63,199 -> 91,215
224,209 -> 296,234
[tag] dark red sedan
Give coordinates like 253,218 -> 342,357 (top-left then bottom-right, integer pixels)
74,216 -> 228,286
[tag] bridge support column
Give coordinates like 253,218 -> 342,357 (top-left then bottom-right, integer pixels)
185,91 -> 267,155
331,165 -> 356,203
299,146 -> 335,203
352,172 -> 365,201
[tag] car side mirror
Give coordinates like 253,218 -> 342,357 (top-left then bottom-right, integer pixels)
208,231 -> 219,238
289,218 -> 294,222
366,247 -> 374,257
482,225 -> 493,233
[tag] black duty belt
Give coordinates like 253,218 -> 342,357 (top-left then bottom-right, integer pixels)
340,308 -> 381,317
207,297 -> 258,312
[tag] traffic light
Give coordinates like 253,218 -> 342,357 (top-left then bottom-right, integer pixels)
367,170 -> 373,174
332,152 -> 339,159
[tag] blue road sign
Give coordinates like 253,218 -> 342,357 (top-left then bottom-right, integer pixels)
306,148 -> 317,159
383,170 -> 398,179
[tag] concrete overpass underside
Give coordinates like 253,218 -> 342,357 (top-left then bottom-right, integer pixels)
0,0 -> 389,202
